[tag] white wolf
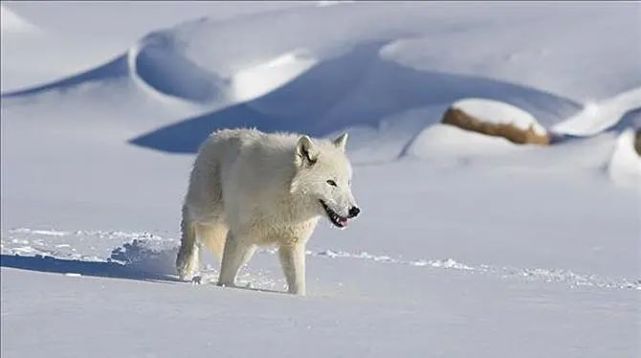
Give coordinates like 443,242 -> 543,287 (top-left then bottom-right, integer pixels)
176,129 -> 360,295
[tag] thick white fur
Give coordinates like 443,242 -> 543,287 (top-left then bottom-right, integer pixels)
176,128 -> 358,295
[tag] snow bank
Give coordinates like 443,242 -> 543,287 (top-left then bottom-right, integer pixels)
231,51 -> 317,102
405,123 -> 523,160
553,88 -> 641,136
128,32 -> 225,104
14,3 -> 631,155
0,2 -> 307,93
608,129 -> 641,188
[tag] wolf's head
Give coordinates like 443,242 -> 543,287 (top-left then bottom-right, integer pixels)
290,133 -> 360,228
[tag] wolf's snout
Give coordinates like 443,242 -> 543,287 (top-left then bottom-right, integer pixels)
348,206 -> 360,218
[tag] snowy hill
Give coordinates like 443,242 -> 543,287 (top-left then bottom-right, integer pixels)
1,2 -> 639,358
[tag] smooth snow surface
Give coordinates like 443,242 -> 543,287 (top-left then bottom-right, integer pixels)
1,2 -> 640,357
378,3 -> 641,103
0,5 -> 38,34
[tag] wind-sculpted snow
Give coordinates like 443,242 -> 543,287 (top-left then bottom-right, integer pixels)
3,37 -> 579,156
613,108 -> 641,132
553,89 -> 641,137
130,32 -> 226,103
4,3 -> 638,157
130,42 -> 579,154
1,55 -> 130,98
1,33 -> 223,104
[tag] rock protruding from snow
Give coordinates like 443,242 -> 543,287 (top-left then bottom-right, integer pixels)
608,129 -> 641,188
442,99 -> 551,145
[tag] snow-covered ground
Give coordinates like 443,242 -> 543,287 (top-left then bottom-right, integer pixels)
1,2 -> 640,357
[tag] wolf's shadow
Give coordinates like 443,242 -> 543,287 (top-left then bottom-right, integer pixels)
0,254 -> 179,282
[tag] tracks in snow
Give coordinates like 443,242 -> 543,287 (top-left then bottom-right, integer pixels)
310,249 -> 640,291
2,228 -> 640,291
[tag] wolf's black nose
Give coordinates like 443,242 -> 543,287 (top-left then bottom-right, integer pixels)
348,206 -> 360,218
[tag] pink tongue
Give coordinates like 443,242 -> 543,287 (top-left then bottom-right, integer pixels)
339,218 -> 348,225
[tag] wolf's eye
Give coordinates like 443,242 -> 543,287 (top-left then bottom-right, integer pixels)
326,179 -> 337,187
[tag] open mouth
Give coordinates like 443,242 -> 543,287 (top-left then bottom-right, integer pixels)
319,200 -> 349,228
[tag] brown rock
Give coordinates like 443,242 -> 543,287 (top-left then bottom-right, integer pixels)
442,108 -> 551,145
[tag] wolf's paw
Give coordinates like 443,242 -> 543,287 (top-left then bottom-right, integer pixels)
216,281 -> 237,289
176,265 -> 194,282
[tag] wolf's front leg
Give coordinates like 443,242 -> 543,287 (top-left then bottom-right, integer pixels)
278,244 -> 306,295
218,232 -> 256,288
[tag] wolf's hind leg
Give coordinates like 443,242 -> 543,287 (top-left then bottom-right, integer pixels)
196,222 -> 227,262
176,215 -> 200,281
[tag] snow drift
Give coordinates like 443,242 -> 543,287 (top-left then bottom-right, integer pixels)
609,129 -> 641,188
5,3 -> 639,163
129,42 -> 577,154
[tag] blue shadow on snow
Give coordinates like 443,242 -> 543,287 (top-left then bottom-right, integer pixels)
0,254 -> 178,282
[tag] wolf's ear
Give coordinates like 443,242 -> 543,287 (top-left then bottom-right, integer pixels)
296,135 -> 318,167
333,133 -> 348,152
